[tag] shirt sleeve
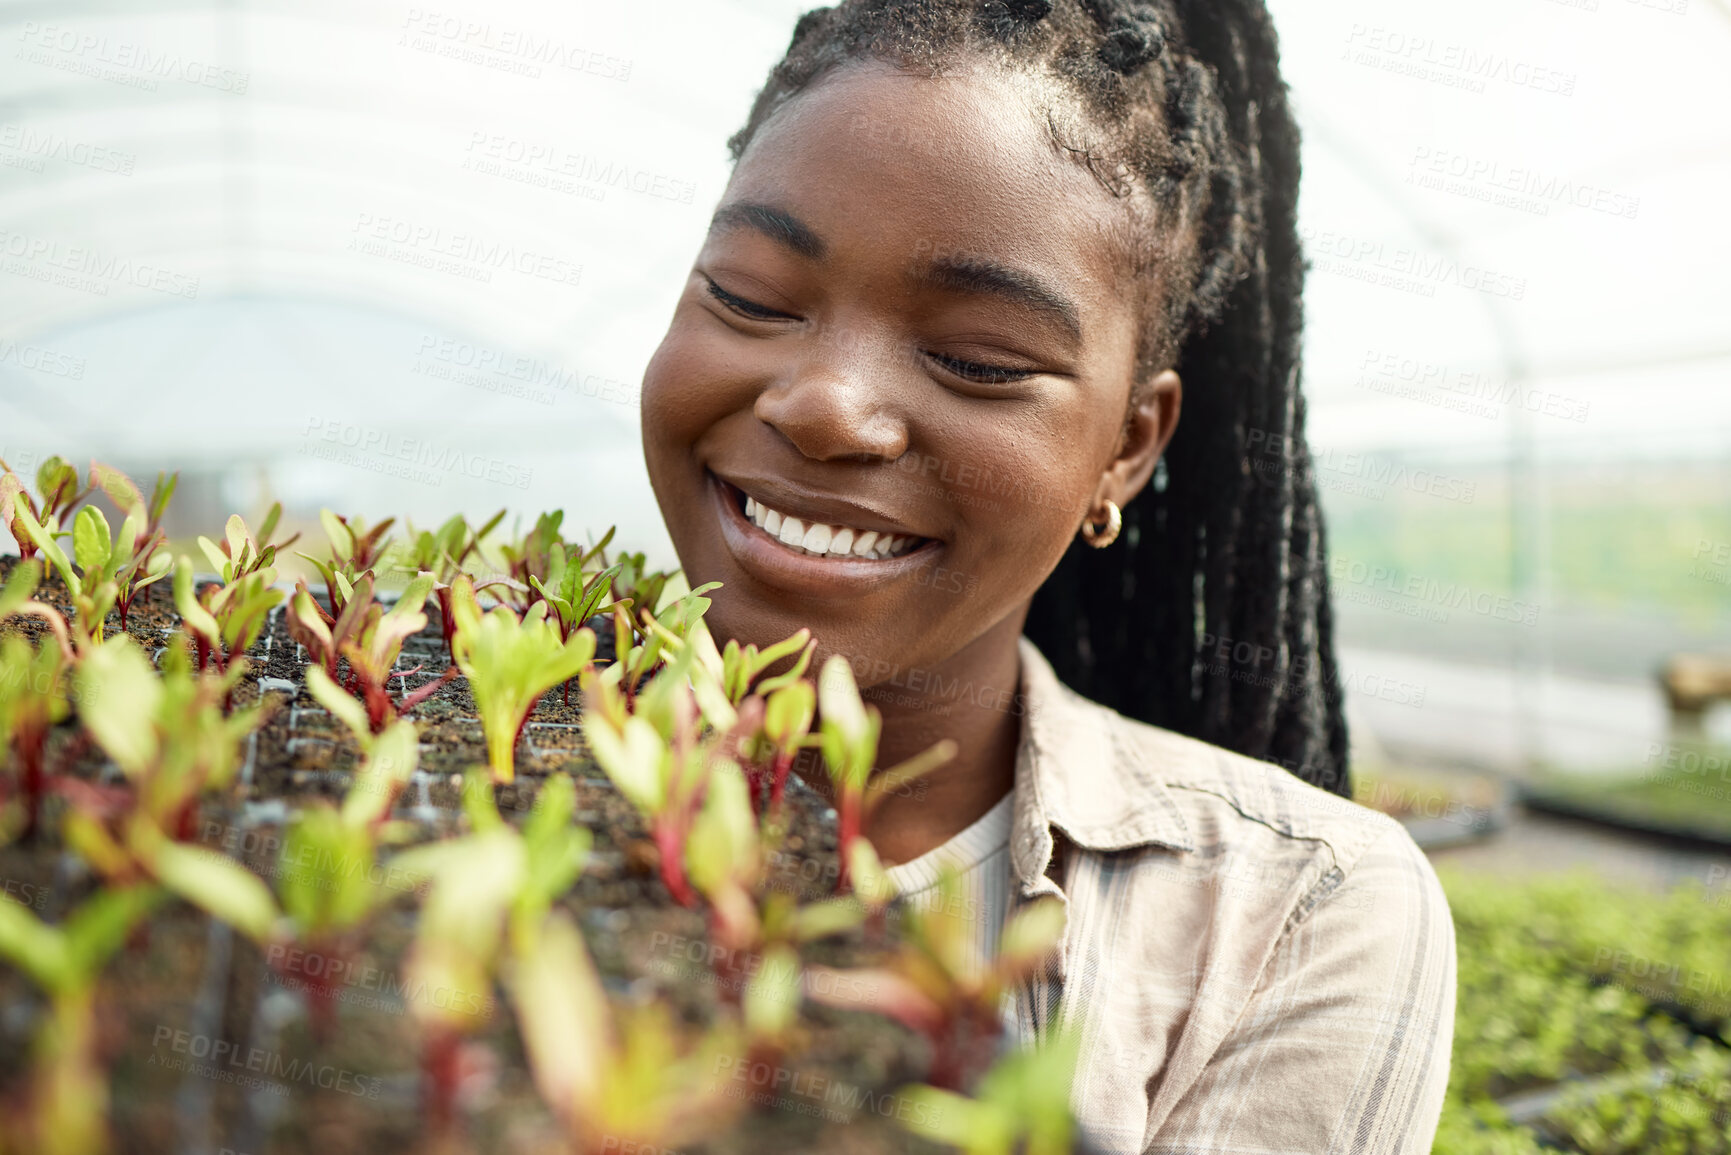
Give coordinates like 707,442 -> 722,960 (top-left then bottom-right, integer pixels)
1143,823 -> 1457,1154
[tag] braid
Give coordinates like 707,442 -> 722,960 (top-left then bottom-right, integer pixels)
729,0 -> 1350,796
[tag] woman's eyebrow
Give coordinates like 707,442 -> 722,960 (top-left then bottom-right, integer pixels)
707,202 -> 826,261
919,256 -> 1082,345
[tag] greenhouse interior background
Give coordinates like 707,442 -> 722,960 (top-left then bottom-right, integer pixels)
4,0 -> 1731,1150
5,0 -> 1728,780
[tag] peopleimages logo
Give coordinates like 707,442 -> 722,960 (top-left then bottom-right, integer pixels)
1329,557 -> 1540,626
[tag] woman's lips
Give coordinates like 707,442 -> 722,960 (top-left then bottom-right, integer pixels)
707,471 -> 942,597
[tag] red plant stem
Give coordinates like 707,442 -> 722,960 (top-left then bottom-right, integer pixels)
654,817 -> 696,908
707,910 -> 747,1006
512,693 -> 544,757
421,1025 -> 463,1135
172,799 -> 200,843
16,722 -> 46,839
744,763 -> 770,814
360,677 -> 395,734
768,750 -> 794,814
833,789 -> 862,894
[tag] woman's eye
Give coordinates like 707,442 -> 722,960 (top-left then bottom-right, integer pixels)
926,352 -> 1036,385
704,277 -> 798,321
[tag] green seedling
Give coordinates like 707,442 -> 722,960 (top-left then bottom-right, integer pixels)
296,510 -> 395,619
0,456 -> 91,564
807,865 -> 1067,1090
390,772 -> 589,1134
0,885 -> 166,1155
894,1028 -> 1084,1155
8,478 -> 176,649
816,655 -> 956,892
602,579 -> 724,711
582,647 -> 715,907
746,680 -> 816,816
394,508 -> 505,584
529,559 -> 624,704
609,550 -> 673,639
492,518 -> 618,610
173,556 -> 282,675
450,584 -> 597,784
0,626 -> 74,842
84,463 -> 176,632
174,508 -> 295,673
270,665 -> 423,1035
686,758 -> 762,953
511,908 -> 746,1154
687,760 -> 866,1018
287,570 -> 449,732
70,638 -> 272,895
718,628 -> 814,705
488,509 -> 567,612
196,505 -> 297,585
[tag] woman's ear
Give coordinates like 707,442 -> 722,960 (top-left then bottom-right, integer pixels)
1094,368 -> 1182,511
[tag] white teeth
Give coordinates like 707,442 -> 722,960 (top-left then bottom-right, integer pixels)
742,494 -> 922,560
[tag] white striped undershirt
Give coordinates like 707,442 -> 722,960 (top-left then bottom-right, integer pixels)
881,788 -> 1017,983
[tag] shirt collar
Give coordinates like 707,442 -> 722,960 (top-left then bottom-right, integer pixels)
1009,634 -> 1195,894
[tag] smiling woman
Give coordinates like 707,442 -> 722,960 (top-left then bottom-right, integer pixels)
640,2 -> 1454,1152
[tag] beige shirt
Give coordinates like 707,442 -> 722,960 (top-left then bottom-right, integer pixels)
1004,635 -> 1456,1154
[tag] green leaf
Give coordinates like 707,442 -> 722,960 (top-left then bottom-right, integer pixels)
73,505 -> 113,576
149,471 -> 179,524
789,897 -> 867,942
321,509 -> 355,562
996,898 -> 1067,977
225,514 -> 250,570
343,719 -> 419,827
744,944 -> 800,1041
818,655 -> 870,743
585,715 -> 667,814
892,1086 -> 1001,1151
14,496 -> 78,596
64,886 -> 165,977
0,893 -> 72,992
76,637 -> 163,777
257,502 -> 283,547
197,535 -> 229,577
306,663 -> 371,742
153,841 -> 280,943
764,682 -> 816,745
687,762 -> 757,898
510,910 -> 609,1116
173,557 -> 222,648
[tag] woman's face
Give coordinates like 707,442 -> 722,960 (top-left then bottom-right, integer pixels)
641,60 -> 1176,681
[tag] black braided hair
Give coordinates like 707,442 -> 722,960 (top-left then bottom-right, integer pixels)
727,0 -> 1350,796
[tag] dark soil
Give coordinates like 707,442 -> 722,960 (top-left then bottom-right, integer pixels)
0,557 -> 953,1155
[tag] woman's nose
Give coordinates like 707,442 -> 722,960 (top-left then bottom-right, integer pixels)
752,331 -> 912,463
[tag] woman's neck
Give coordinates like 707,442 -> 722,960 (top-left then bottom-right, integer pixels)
794,608 -> 1029,867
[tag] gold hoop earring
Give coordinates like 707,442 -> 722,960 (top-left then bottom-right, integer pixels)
1080,499 -> 1122,548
